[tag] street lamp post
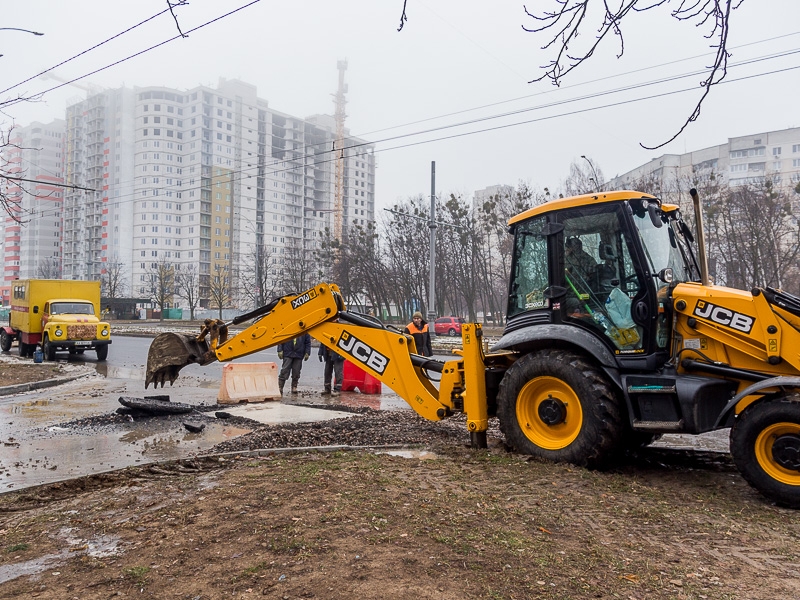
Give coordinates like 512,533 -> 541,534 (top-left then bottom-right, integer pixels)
428,161 -> 437,337
0,28 -> 44,35
1,27 -> 44,58
581,155 -> 600,192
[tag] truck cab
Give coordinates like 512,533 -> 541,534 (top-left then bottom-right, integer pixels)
1,279 -> 111,361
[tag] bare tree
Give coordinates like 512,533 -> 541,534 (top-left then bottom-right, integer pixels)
0,127 -> 31,224
283,238 -> 318,293
37,257 -> 61,279
239,241 -> 280,309
209,264 -> 231,319
521,0 -> 740,149
705,180 -> 800,292
101,259 -> 126,300
145,257 -> 175,322
382,195 -> 432,320
175,264 -> 201,320
562,156 -> 605,196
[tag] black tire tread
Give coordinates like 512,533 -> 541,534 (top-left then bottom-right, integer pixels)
0,331 -> 11,352
730,395 -> 800,509
497,349 -> 623,468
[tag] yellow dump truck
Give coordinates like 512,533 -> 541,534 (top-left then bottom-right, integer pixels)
0,279 -> 111,361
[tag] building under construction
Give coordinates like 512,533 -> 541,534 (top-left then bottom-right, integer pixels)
52,73 -> 375,309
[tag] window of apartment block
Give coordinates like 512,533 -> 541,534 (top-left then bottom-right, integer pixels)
773,147 -> 782,156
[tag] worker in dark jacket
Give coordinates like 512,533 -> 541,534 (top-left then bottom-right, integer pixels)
277,333 -> 311,395
403,311 -> 433,357
318,344 -> 345,395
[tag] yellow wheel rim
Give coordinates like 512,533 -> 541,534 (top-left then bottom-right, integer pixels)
754,422 -> 800,486
516,376 -> 583,450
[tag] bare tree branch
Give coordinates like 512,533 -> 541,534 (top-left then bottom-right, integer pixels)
523,0 -> 742,150
168,0 -> 190,38
397,0 -> 409,32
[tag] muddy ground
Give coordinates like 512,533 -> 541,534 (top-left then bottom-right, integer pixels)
2,363 -> 800,599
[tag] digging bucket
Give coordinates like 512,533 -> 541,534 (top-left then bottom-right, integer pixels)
218,362 -> 281,404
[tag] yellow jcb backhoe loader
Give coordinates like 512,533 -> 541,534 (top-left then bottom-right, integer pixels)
146,190 -> 800,508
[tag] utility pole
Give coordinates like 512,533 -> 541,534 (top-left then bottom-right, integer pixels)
428,161 -> 437,336
333,60 -> 348,244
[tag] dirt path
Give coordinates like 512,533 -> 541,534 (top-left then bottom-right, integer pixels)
1,442 -> 799,599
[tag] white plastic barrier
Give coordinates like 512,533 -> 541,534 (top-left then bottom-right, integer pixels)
217,362 -> 281,404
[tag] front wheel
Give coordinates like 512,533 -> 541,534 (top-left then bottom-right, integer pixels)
497,349 -> 623,468
448,328 -> 457,337
96,344 -> 109,361
43,335 -> 56,361
0,331 -> 11,352
730,396 -> 800,508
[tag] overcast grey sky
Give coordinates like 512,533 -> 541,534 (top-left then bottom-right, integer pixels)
3,1 -> 800,209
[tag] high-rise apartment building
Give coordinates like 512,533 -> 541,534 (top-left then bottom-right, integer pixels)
1,119 -> 66,301
61,78 -> 375,309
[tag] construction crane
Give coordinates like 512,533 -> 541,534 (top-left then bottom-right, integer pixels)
333,60 -> 347,243
38,72 -> 103,95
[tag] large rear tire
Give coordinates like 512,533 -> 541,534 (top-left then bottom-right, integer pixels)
0,331 -> 11,352
730,395 -> 800,508
497,349 -> 623,468
96,344 -> 109,361
43,335 -> 56,361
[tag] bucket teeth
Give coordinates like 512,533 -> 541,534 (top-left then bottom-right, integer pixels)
145,332 -> 213,388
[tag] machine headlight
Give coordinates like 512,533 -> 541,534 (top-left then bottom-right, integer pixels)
101,328 -> 109,337
55,328 -> 63,338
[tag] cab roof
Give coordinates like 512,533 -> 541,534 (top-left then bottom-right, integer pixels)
508,190 -> 660,226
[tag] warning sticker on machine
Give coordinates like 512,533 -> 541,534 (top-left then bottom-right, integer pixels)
683,338 -> 701,349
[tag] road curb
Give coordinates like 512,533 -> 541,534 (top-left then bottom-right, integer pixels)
0,372 -> 94,397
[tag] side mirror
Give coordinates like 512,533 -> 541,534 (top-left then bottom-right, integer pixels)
648,203 -> 663,228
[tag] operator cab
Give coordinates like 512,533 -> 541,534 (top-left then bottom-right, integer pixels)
505,191 -> 699,369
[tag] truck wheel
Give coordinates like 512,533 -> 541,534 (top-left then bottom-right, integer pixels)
730,396 -> 800,508
96,344 -> 109,361
497,349 -> 623,468
0,331 -> 11,352
43,335 -> 56,361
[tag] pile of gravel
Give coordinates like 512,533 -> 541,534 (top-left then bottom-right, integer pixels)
210,408 -> 506,454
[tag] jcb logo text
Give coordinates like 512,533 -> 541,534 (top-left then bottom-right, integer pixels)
337,332 -> 389,375
693,300 -> 754,334
291,288 -> 317,310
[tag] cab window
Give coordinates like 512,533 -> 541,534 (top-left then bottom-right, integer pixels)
559,205 -> 644,351
507,216 -> 549,318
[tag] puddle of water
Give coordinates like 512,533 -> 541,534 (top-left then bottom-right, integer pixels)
0,420 -> 251,491
0,551 -> 69,584
378,449 -> 442,460
0,533 -> 122,584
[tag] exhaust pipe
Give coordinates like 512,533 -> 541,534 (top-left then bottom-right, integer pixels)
690,188 -> 710,286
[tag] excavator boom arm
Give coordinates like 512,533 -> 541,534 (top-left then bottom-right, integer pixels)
145,283 -> 478,424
